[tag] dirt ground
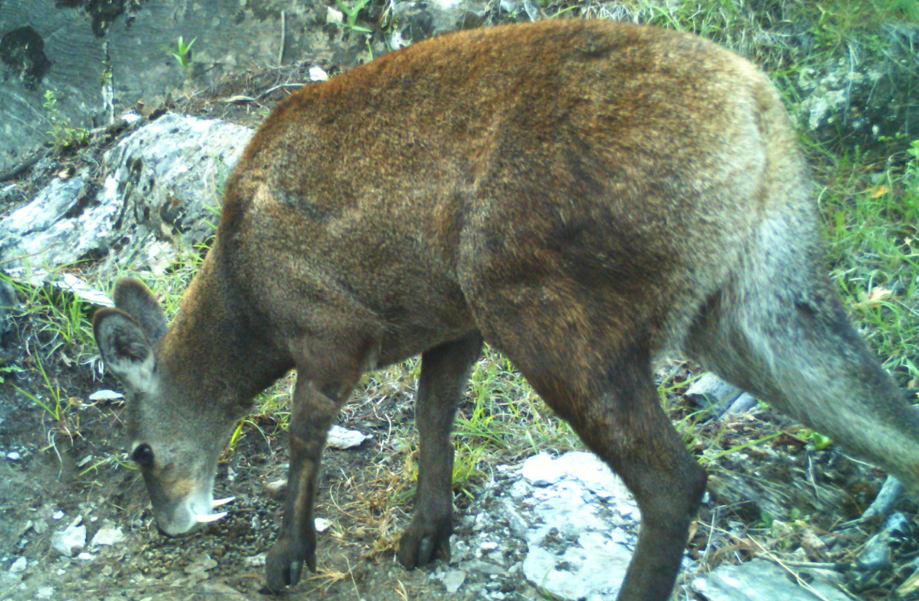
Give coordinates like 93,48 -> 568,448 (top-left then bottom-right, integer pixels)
2,331 -> 917,601
2,65 -> 919,601
0,351 -> 463,601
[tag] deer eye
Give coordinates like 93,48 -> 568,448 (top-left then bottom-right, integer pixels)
132,443 -> 155,467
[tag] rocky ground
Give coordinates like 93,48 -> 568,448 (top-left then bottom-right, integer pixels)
1,65 -> 918,601
1,347 -> 917,601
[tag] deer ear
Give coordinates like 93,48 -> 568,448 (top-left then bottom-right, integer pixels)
93,308 -> 156,394
112,278 -> 167,343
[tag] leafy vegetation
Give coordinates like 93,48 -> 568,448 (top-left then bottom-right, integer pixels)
819,140 -> 919,386
163,35 -> 197,72
334,0 -> 373,33
0,269 -> 95,362
42,90 -> 89,150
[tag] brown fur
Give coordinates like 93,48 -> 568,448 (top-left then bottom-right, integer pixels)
93,20 -> 919,601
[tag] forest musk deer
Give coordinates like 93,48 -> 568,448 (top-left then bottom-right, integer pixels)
93,18 -> 919,601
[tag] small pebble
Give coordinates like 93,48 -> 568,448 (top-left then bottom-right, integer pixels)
88,389 -> 124,402
91,526 -> 125,547
264,479 -> 288,498
51,524 -> 86,557
441,569 -> 467,593
6,451 -> 21,461
9,557 -> 27,573
326,425 -> 371,449
245,553 -> 266,567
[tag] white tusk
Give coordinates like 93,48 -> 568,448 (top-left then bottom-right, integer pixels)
195,511 -> 227,523
212,496 -> 236,508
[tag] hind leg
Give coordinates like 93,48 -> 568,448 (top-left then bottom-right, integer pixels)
398,333 -> 483,568
471,298 -> 706,601
529,357 -> 705,601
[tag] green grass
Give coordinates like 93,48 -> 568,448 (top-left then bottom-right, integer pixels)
457,349 -> 580,457
807,0 -> 919,51
818,140 -> 919,385
14,353 -> 65,423
0,267 -> 96,361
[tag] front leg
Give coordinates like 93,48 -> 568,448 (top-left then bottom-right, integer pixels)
266,377 -> 340,591
398,334 -> 483,567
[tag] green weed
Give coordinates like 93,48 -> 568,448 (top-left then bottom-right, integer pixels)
0,269 -> 95,362
334,0 -> 372,33
13,352 -> 81,460
0,364 -> 24,383
164,36 -> 197,71
42,90 -> 89,150
14,354 -> 65,422
455,348 -> 580,460
223,374 -> 294,458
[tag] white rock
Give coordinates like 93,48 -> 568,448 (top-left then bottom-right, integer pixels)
508,452 -> 646,600
264,479 -> 287,498
524,531 -> 629,600
326,6 -> 343,23
6,451 -> 21,461
724,393 -> 757,417
91,526 -> 125,547
326,425 -> 371,449
184,554 -> 218,574
77,552 -> 94,561
54,274 -> 111,306
88,389 -> 124,402
9,557 -> 26,573
51,524 -> 86,557
52,511 -> 64,520
0,114 -> 252,281
692,558 -> 850,601
315,517 -> 330,533
309,66 -> 329,82
389,29 -> 408,50
555,452 -> 631,502
36,586 -> 55,599
441,569 -> 466,593
521,452 -> 564,486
